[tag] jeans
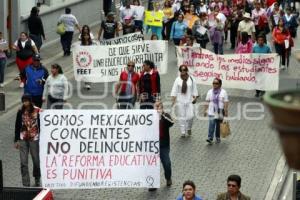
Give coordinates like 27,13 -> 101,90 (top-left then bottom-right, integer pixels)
19,140 -> 41,186
173,38 -> 181,46
160,146 -> 172,180
150,26 -> 162,40
208,116 -> 222,140
29,34 -> 43,51
274,43 -> 287,66
117,93 -> 136,109
31,95 -> 43,108
47,95 -> 64,109
0,58 -> 6,84
60,31 -> 73,55
134,20 -> 144,33
213,42 -> 224,55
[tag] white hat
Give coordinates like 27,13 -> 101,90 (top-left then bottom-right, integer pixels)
243,12 -> 251,19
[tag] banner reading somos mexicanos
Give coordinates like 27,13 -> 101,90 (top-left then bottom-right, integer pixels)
73,40 -> 168,83
39,110 -> 160,189
177,47 -> 280,90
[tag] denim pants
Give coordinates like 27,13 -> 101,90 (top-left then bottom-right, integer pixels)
0,58 -> 6,84
117,93 -> 136,109
19,140 -> 41,186
275,43 -> 287,66
160,146 -> 172,180
29,34 -> 43,51
60,31 -> 73,54
150,26 -> 162,40
134,20 -> 144,32
213,42 -> 224,55
208,116 -> 222,140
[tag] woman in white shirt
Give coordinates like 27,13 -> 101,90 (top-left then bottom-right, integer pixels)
171,65 -> 199,138
204,78 -> 229,144
132,0 -> 145,32
43,64 -> 68,109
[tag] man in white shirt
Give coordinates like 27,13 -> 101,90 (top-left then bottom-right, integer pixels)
237,12 -> 256,42
58,7 -> 81,56
119,1 -> 135,23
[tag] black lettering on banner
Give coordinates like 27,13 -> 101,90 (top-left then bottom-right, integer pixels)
108,48 -> 116,56
47,142 -> 70,154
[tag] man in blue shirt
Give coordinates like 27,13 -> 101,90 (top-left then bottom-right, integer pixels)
252,34 -> 271,98
20,54 -> 48,107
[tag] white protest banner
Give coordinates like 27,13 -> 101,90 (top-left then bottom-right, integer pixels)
99,32 -> 144,45
177,47 -> 280,91
39,109 -> 160,189
73,40 -> 168,82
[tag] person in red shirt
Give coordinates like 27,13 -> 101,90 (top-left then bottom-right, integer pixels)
115,61 -> 140,109
272,18 -> 293,70
139,60 -> 161,109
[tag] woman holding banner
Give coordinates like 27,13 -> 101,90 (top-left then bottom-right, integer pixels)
147,2 -> 165,40
171,65 -> 198,138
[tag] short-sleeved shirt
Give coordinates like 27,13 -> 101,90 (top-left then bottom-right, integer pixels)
101,20 -> 118,40
253,44 -> 272,53
205,88 -> 229,116
58,14 -> 79,32
238,20 -> 256,36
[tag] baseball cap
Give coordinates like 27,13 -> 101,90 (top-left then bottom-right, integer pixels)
32,54 -> 41,61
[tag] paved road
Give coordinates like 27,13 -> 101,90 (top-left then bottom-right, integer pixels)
1,17 -> 300,200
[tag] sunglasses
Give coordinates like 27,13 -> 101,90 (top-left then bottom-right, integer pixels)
227,184 -> 238,188
127,64 -> 134,67
213,82 -> 219,85
180,68 -> 188,72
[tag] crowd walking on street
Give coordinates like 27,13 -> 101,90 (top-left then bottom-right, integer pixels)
0,0 -> 299,199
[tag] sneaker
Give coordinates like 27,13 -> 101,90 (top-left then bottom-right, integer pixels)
206,139 -> 213,144
181,134 -> 186,138
187,130 -> 192,136
19,82 -> 24,88
166,179 -> 172,187
148,188 -> 157,192
216,138 -> 221,144
280,65 -> 286,70
0,83 -> 4,88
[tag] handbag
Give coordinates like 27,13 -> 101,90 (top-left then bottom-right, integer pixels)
56,23 -> 65,35
220,121 -> 231,138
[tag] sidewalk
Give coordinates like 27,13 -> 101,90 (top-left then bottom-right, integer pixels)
0,23 -> 104,114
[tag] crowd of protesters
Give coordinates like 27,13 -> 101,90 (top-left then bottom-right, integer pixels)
0,0 -> 298,198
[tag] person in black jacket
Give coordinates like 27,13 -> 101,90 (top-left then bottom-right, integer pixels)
14,94 -> 41,187
27,7 -> 46,51
149,101 -> 174,191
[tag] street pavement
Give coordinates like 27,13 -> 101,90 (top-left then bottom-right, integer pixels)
1,21 -> 300,200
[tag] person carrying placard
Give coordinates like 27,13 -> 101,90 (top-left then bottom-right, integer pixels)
149,101 -> 174,191
14,94 -> 41,187
253,34 -> 272,97
115,61 -> 140,109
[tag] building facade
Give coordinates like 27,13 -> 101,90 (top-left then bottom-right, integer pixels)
0,0 -> 104,49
